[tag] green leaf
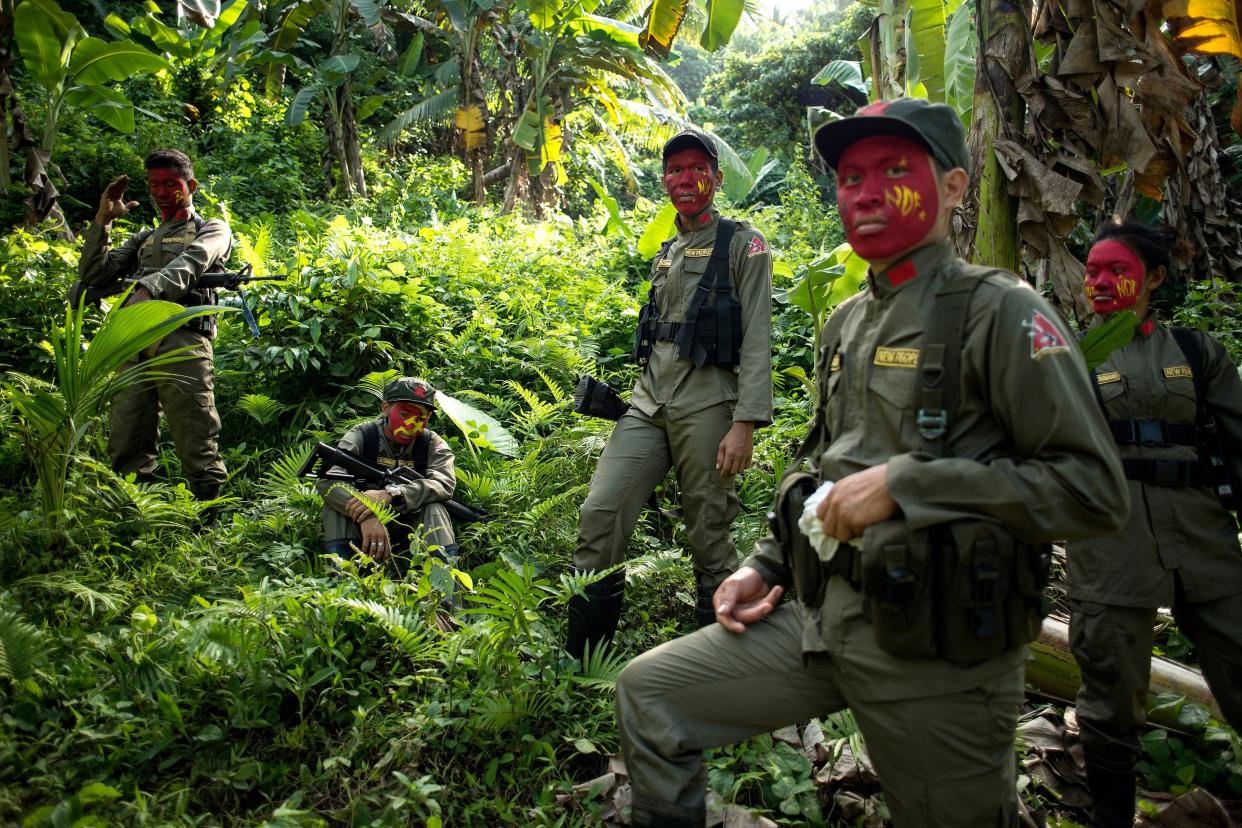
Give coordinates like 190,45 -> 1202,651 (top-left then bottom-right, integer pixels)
286,84 -> 322,127
14,0 -> 69,94
436,392 -> 519,457
699,0 -> 744,51
637,203 -> 677,258
0,608 -> 44,681
397,32 -> 423,76
318,53 -> 359,77
356,94 -> 386,122
64,84 -> 136,133
1078,311 -> 1138,371
348,0 -> 381,27
76,783 -> 122,805
68,38 -> 172,85
522,0 -> 563,29
512,108 -> 542,152
638,0 -> 688,58
813,59 -> 868,95
585,177 -> 633,238
131,13 -> 191,57
377,86 -> 459,145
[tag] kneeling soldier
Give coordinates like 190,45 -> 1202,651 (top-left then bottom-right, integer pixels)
615,99 -> 1130,828
319,377 -> 458,577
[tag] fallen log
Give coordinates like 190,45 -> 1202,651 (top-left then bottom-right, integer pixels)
1025,616 -> 1223,729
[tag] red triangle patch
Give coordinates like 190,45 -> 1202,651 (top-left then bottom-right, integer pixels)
1028,310 -> 1070,360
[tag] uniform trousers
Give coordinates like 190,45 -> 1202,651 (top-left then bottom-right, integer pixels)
323,501 -> 456,579
617,603 -> 1024,827
575,403 -> 739,589
1070,580 -> 1242,759
109,330 -> 226,487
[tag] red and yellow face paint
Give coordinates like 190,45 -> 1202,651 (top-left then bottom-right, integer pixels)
1084,240 -> 1145,314
147,167 -> 194,221
386,402 -> 432,444
835,136 -> 938,263
662,147 -> 718,224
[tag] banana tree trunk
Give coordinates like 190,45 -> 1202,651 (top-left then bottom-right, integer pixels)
340,79 -> 366,198
1026,616 -> 1224,730
958,0 -> 1025,268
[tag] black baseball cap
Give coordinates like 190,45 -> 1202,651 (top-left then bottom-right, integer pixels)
814,98 -> 970,174
662,128 -> 718,167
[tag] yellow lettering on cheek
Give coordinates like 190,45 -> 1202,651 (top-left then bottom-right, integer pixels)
1084,283 -> 1096,298
884,186 -> 922,217
1117,277 -> 1137,297
696,179 -> 709,194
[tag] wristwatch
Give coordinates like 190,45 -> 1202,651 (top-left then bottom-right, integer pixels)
384,484 -> 403,504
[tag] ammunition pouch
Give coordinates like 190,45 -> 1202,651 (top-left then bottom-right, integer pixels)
859,519 -> 1050,666
769,471 -> 825,606
178,285 -> 219,338
573,375 -> 629,422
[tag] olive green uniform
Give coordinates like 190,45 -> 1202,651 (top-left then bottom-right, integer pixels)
575,209 -> 773,590
319,419 -> 457,576
1067,324 -> 1242,820
78,212 -> 231,492
617,241 -> 1130,827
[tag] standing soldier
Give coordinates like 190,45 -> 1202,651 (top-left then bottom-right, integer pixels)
1069,220 -> 1242,828
569,128 -> 773,661
76,149 -> 231,503
319,377 -> 458,578
615,99 -> 1130,828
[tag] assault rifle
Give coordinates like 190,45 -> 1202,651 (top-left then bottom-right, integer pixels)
298,441 -> 489,525
68,263 -> 286,336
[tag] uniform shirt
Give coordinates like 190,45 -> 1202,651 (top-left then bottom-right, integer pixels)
743,240 -> 1129,701
629,209 -> 773,425
319,420 -> 456,516
78,209 -> 231,303
1067,324 -> 1242,607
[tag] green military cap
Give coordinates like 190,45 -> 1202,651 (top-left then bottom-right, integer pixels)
662,127 -> 718,167
383,377 -> 437,408
813,98 -> 970,174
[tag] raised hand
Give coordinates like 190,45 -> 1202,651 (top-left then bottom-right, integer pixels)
96,175 -> 140,226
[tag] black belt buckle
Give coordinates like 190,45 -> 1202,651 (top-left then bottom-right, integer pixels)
1137,420 -> 1168,447
1153,460 -> 1184,487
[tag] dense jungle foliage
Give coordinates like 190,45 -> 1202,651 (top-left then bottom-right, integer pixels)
1,0 -> 1240,825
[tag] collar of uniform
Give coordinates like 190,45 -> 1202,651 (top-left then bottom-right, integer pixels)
675,207 -> 720,237
866,240 -> 954,298
1137,316 -> 1157,338
159,208 -> 199,230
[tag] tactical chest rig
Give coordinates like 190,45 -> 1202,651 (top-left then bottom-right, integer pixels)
633,218 -> 744,370
1093,328 -> 1238,511
772,270 -> 1050,666
135,215 -> 231,338
358,421 -> 431,476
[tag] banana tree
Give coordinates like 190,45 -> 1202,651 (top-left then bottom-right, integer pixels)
12,0 -> 171,232
638,0 -> 747,58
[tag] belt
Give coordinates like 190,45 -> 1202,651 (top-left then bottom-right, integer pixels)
1109,419 -> 1198,448
1122,458 -> 1210,487
651,319 -> 681,341
822,543 -> 862,590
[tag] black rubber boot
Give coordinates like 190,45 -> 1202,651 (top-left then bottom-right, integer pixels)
695,580 -> 717,629
1083,742 -> 1138,828
188,480 -> 222,527
630,794 -> 706,828
566,568 -> 625,663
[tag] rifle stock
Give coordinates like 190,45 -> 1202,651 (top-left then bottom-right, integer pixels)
68,263 -> 287,307
300,442 -> 488,525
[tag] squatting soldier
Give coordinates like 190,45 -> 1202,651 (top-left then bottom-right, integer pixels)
615,99 -> 1130,827
569,128 -> 773,660
76,149 -> 231,502
319,377 -> 458,578
1068,220 -> 1242,828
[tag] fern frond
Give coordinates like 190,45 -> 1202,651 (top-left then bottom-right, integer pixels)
239,393 -> 286,426
0,607 -> 45,681
333,597 -> 444,663
377,87 -> 461,147
15,572 -> 125,616
572,641 -> 627,689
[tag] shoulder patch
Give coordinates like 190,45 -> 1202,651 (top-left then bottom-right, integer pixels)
1163,364 -> 1193,379
1025,309 -> 1071,361
1096,370 -> 1121,385
657,259 -> 672,269
745,235 -> 768,257
874,347 -> 919,368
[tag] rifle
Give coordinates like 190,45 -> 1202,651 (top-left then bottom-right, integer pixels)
68,263 -> 287,337
298,441 -> 489,525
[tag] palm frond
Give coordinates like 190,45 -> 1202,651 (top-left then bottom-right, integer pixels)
377,86 -> 461,147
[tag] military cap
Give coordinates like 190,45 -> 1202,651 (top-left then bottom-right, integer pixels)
814,98 -> 970,174
383,377 -> 437,408
662,128 -> 718,167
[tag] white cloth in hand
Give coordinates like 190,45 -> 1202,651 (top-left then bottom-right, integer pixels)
797,480 -> 838,560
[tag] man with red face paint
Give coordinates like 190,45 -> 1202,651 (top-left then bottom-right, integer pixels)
568,128 -> 772,661
615,99 -> 1128,828
1068,220 -> 1242,828
319,377 -> 458,580
77,149 -> 232,505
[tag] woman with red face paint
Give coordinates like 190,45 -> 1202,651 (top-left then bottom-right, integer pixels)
1067,219 -> 1242,828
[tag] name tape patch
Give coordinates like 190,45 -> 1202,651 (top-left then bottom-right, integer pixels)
874,347 -> 919,368
1163,365 -> 1193,379
684,248 -> 713,258
657,259 -> 672,269
1096,371 -> 1122,385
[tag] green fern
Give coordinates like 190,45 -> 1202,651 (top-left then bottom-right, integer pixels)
572,641 -> 628,690
239,393 -> 286,426
333,597 -> 444,663
0,608 -> 45,681
15,572 -> 125,616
